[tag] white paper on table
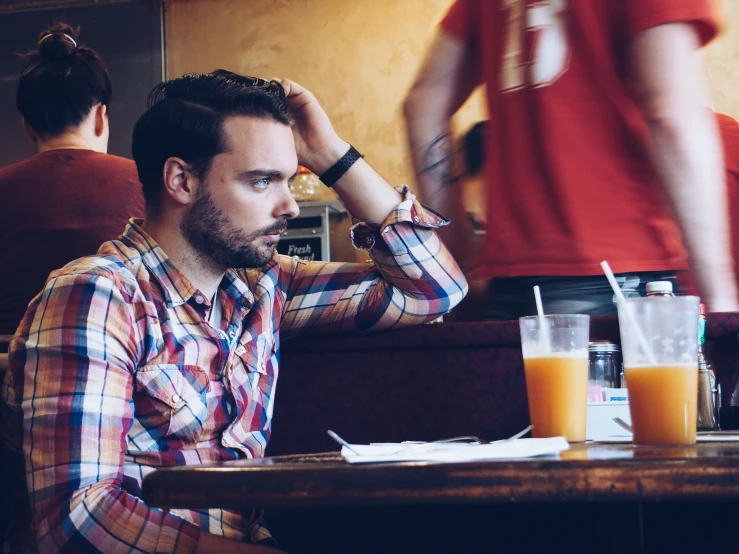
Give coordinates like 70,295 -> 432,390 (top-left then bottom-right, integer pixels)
340,437 -> 570,464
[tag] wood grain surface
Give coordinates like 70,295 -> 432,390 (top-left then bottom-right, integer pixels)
142,442 -> 739,510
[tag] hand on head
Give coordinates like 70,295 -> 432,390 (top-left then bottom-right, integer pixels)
275,78 -> 345,175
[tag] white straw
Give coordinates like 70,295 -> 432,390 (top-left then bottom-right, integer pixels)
600,260 -> 656,364
534,285 -> 545,318
533,285 -> 551,352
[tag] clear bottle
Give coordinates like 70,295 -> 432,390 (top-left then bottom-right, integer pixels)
697,303 -> 720,430
645,281 -> 675,297
611,276 -> 640,306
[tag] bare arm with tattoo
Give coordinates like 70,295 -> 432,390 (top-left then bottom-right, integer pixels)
419,133 -> 456,200
403,31 -> 480,271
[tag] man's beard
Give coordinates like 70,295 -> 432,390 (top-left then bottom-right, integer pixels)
181,187 -> 287,269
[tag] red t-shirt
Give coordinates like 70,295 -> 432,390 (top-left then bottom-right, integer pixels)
0,149 -> 146,336
441,0 -> 720,279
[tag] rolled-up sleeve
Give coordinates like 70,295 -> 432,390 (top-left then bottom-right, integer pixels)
280,186 -> 468,336
10,273 -> 200,553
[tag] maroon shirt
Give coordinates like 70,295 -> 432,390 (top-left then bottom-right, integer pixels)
0,149 -> 145,336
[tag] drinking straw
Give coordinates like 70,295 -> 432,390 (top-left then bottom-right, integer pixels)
534,285 -> 545,319
533,285 -> 551,352
600,260 -> 656,365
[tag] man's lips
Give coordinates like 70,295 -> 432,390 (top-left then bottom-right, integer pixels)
263,225 -> 287,241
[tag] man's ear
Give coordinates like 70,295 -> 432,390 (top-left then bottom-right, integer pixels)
21,118 -> 38,146
162,157 -> 199,207
93,104 -> 107,137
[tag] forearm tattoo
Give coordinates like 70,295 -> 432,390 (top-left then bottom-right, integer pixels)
420,133 -> 454,191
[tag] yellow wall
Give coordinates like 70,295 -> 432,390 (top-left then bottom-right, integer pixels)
704,0 -> 739,120
165,0 -> 484,189
166,0 -> 739,190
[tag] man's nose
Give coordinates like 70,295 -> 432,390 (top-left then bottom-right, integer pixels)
279,186 -> 300,220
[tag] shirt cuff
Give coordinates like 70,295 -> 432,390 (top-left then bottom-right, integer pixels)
350,185 -> 449,251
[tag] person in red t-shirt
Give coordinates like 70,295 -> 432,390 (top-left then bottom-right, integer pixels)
404,0 -> 738,318
0,23 -> 145,337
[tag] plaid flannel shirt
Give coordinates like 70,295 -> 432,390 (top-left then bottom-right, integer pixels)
1,186 -> 467,553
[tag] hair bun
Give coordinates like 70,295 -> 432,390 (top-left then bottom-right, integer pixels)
37,23 -> 80,61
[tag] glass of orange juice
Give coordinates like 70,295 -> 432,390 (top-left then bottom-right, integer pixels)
617,296 -> 699,446
519,314 -> 590,442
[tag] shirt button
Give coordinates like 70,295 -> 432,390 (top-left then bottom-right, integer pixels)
171,394 -> 181,404
413,215 -> 420,223
366,234 -> 374,245
194,295 -> 204,304
235,345 -> 246,355
228,330 -> 237,339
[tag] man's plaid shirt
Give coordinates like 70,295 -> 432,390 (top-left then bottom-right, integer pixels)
1,187 -> 467,553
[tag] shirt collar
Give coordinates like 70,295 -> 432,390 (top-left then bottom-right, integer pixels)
119,219 -> 195,306
221,268 -> 254,310
119,219 -> 253,309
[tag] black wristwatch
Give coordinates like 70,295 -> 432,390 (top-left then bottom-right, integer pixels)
319,145 -> 363,187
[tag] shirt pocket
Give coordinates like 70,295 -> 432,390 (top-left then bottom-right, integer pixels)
234,333 -> 276,408
134,364 -> 210,442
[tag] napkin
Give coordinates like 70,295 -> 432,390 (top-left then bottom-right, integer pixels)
340,437 -> 570,464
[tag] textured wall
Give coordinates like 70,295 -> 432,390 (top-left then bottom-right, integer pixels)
165,0 -> 738,187
704,0 -> 739,119
164,0 -> 485,189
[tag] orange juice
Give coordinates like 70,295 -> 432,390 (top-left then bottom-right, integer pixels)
625,364 -> 698,445
523,353 -> 588,442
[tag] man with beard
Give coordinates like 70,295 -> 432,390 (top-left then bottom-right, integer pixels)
1,70 -> 467,553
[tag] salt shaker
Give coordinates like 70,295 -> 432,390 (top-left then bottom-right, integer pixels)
588,341 -> 622,389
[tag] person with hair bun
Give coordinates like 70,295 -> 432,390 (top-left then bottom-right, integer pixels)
0,22 -> 145,336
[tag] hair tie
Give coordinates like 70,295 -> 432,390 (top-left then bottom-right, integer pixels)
40,32 -> 77,48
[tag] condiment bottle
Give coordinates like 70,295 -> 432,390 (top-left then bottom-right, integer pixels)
645,281 -> 675,298
697,304 -> 720,430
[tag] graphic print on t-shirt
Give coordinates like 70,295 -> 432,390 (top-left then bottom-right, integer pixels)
500,0 -> 570,92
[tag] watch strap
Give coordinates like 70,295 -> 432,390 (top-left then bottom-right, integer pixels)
319,145 -> 363,187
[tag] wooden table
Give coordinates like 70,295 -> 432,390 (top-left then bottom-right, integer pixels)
142,442 -> 739,508
142,442 -> 739,553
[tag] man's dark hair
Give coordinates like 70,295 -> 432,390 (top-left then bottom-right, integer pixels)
462,121 -> 487,176
132,69 -> 293,210
16,23 -> 112,138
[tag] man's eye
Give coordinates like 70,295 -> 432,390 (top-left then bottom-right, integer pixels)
253,178 -> 270,189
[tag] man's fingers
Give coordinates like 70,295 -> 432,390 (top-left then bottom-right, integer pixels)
278,78 -> 312,101
277,78 -> 297,97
